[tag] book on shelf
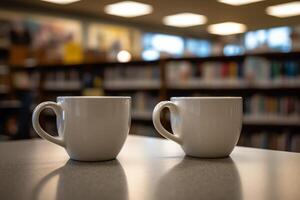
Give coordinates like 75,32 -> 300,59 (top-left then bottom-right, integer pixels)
0,65 -> 9,88
12,70 -> 84,90
63,41 -> 83,64
82,75 -> 104,96
104,65 -> 160,81
103,65 -> 161,90
291,134 -> 300,152
99,91 -> 157,119
245,95 -> 299,117
13,72 -> 40,89
250,132 -> 268,149
131,110 -> 152,120
166,57 -> 299,87
277,132 -> 289,151
43,70 -> 82,90
167,61 -> 196,83
132,92 -> 158,114
239,131 -> 294,151
103,79 -> 160,90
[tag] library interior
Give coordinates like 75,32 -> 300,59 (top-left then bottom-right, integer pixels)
0,0 -> 300,199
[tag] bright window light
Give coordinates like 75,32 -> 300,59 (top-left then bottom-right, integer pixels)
117,50 -> 132,62
163,13 -> 207,27
223,44 -> 244,56
41,0 -> 80,4
143,33 -> 184,56
245,30 -> 267,50
267,27 -> 291,52
218,0 -> 264,6
266,1 -> 300,18
104,1 -> 153,18
244,27 -> 291,52
256,30 -> 268,44
152,34 -> 184,55
186,39 -> 211,57
207,22 -> 247,35
142,49 -> 160,61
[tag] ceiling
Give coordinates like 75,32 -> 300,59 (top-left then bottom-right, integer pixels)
0,0 -> 300,38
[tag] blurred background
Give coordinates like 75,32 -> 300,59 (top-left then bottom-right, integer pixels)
0,0 -> 299,152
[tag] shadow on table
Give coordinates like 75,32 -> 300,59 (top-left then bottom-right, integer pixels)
155,156 -> 243,200
33,159 -> 128,200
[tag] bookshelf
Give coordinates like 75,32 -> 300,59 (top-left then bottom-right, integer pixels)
168,79 -> 300,89
243,115 -> 300,126
2,51 -> 300,151
0,100 -> 21,109
104,80 -> 160,90
0,85 -> 9,93
163,52 -> 299,152
130,112 -> 300,126
132,110 -> 153,120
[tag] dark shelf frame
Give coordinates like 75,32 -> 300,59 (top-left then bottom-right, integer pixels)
6,50 -> 300,128
9,51 -> 300,71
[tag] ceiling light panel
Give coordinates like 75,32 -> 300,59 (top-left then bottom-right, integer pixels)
163,13 -> 207,27
104,1 -> 153,18
218,0 -> 265,6
266,1 -> 300,18
41,0 -> 80,4
208,22 -> 247,35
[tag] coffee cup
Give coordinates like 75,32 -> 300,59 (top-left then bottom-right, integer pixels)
32,96 -> 131,161
153,97 -> 242,158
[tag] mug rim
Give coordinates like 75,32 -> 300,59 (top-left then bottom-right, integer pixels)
57,96 -> 131,99
171,96 -> 242,100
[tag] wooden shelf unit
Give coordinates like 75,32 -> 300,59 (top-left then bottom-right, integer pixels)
3,51 -> 300,151
7,50 -> 300,119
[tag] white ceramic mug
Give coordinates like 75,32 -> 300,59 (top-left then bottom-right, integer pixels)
32,96 -> 131,161
153,97 -> 243,158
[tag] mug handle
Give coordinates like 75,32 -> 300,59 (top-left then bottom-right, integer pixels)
152,101 -> 182,145
32,101 -> 65,147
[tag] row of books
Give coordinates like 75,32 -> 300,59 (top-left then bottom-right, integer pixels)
0,65 -> 9,88
129,93 -> 300,120
0,65 -> 8,75
13,72 -> 40,89
238,131 -> 300,152
82,73 -> 104,96
244,95 -> 299,116
12,70 -> 106,91
12,71 -> 82,90
132,92 -> 158,113
0,77 -> 9,87
166,57 -> 299,83
43,71 -> 81,89
243,57 -> 299,80
104,65 -> 160,81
